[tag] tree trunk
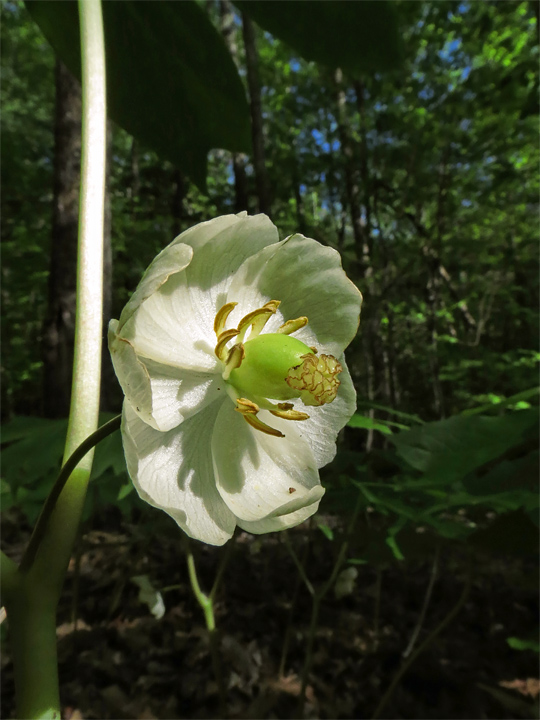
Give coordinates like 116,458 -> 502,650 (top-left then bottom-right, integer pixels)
100,121 -> 116,412
42,61 -> 82,418
335,68 -> 370,277
242,11 -> 272,215
171,168 -> 186,238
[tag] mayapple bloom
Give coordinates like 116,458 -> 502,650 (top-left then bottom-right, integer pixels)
109,213 -> 362,545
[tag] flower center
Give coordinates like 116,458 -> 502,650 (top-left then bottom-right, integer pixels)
213,300 -> 342,437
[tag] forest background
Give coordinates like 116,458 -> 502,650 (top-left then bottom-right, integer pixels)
1,1 -> 539,719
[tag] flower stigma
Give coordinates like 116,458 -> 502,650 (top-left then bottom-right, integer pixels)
213,300 -> 342,437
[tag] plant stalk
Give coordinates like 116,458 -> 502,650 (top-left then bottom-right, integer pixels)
5,2 -> 107,716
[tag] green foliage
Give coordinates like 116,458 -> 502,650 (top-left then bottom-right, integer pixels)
390,408 -> 539,485
25,0 -> 251,188
237,0 -> 403,75
507,635 -> 540,653
1,414 -> 133,523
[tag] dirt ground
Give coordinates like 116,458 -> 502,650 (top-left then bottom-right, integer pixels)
1,507 -> 538,719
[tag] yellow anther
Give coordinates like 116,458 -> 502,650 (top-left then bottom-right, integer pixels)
237,300 -> 281,342
270,406 -> 310,421
235,397 -> 285,437
235,397 -> 259,414
214,328 -> 239,361
223,343 -> 245,381
276,316 -> 308,335
214,301 -> 237,337
242,413 -> 285,438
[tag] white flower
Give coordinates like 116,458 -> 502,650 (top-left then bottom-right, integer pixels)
109,213 -> 362,545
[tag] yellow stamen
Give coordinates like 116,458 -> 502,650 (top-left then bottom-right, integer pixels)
242,413 -> 285,438
276,316 -> 308,335
270,406 -> 310,421
223,343 -> 245,380
215,328 -> 239,361
237,300 -> 281,342
214,301 -> 237,336
235,397 -> 285,437
235,397 -> 259,414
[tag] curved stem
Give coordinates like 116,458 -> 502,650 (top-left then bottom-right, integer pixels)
371,560 -> 472,720
20,415 -> 121,573
185,539 -> 227,716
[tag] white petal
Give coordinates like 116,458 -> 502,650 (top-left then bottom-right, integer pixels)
117,244 -> 193,332
120,213 -> 279,371
211,401 -> 322,523
237,494 -> 323,534
109,320 -> 224,432
226,234 -> 362,356
122,400 -> 236,546
296,359 -> 357,467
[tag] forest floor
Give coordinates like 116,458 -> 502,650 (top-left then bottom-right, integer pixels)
1,507 -> 538,720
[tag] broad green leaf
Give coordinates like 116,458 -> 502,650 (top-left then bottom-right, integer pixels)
25,0 -> 250,188
390,410 -> 539,485
236,0 -> 403,76
464,450 -> 539,496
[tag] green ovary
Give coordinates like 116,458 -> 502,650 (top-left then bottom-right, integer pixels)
228,334 -> 314,401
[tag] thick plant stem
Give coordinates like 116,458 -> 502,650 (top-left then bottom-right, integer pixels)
8,585 -> 60,719
5,2 -> 107,717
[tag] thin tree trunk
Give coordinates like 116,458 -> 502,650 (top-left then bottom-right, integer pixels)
353,79 -> 372,251
219,0 -> 250,212
42,61 -> 82,418
335,68 -> 370,277
242,11 -> 272,215
171,169 -> 185,238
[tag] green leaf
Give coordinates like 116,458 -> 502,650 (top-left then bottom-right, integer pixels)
390,410 -> 539,486
355,401 -> 424,424
25,0 -> 250,188
464,450 -> 539,496
348,414 -> 393,435
236,0 -> 403,76
317,522 -> 334,541
462,387 -> 540,417
507,636 -> 540,652
385,534 -> 404,561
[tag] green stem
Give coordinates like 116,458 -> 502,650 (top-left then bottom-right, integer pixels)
8,584 -> 60,719
20,415 -> 121,573
185,539 -> 227,716
5,3 -> 107,716
371,560 -> 472,720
